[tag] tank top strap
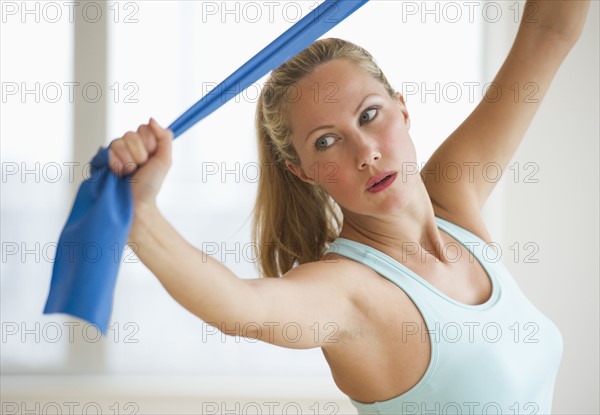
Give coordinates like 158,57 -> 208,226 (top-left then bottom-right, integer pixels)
324,216 -> 501,310
324,236 -> 415,290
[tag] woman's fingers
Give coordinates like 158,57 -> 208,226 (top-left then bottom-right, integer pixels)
148,118 -> 173,168
109,118 -> 169,176
109,135 -> 137,176
123,130 -> 149,165
106,118 -> 174,207
137,123 -> 158,156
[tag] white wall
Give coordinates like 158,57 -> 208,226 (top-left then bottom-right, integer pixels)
482,1 -> 600,413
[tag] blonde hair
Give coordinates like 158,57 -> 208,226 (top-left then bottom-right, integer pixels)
252,38 -> 397,278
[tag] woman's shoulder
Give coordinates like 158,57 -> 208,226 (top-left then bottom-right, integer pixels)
284,253 -> 379,306
287,253 -> 372,285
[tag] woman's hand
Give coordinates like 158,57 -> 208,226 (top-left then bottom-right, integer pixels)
522,0 -> 590,44
108,117 -> 173,210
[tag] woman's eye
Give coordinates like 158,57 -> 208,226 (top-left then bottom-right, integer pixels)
315,135 -> 336,150
360,107 -> 378,124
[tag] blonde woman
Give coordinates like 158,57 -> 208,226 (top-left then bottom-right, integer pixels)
109,1 -> 590,413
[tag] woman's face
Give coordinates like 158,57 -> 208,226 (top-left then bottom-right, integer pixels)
286,58 -> 419,219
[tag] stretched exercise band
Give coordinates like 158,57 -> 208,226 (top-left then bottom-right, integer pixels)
43,0 -> 369,335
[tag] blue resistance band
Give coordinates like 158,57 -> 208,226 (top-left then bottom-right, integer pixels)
43,0 -> 369,335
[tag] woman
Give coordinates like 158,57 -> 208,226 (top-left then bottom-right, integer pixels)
108,1 -> 590,413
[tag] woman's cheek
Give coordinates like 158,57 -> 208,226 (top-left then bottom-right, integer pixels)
321,174 -> 355,203
301,159 -> 339,185
321,160 -> 342,185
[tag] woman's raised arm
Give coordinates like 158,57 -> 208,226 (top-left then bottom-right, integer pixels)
421,0 -> 591,216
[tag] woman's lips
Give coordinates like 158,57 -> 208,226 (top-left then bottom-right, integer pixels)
367,172 -> 397,193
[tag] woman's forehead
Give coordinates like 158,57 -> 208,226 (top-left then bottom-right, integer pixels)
289,61 -> 384,119
299,59 -> 374,90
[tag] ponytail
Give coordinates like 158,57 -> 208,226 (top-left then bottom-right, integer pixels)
252,93 -> 341,278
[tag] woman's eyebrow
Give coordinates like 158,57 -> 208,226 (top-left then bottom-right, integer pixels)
353,93 -> 378,115
304,93 -> 380,142
305,124 -> 334,142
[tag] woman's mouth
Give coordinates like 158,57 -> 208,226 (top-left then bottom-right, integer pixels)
367,172 -> 397,193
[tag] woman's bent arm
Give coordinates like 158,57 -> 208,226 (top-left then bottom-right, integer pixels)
129,204 -> 356,350
129,203 -> 262,333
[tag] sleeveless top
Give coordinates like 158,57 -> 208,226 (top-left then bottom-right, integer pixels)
323,216 -> 563,415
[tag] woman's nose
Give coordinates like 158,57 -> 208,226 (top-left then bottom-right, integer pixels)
356,135 -> 381,170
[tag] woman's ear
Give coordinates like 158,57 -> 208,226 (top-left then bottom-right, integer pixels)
395,92 -> 411,131
286,161 -> 316,185
396,92 -> 406,105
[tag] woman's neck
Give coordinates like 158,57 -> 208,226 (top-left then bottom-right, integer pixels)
338,179 -> 452,265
